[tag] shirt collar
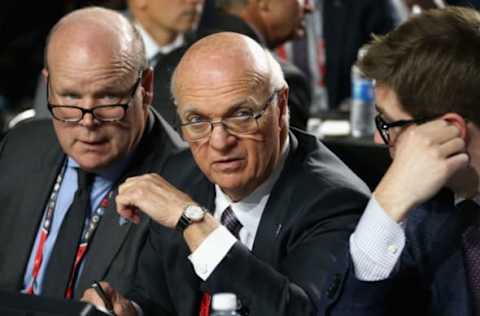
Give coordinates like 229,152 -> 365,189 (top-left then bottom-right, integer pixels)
67,153 -> 132,183
135,22 -> 185,64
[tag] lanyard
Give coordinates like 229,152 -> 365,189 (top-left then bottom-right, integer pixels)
25,165 -> 112,298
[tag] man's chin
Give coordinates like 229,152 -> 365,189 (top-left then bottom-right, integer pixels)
73,154 -> 114,172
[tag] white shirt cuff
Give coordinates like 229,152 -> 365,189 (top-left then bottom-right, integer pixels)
188,225 -> 237,280
350,197 -> 406,281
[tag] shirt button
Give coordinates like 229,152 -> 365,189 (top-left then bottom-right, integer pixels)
387,244 -> 398,254
196,263 -> 208,275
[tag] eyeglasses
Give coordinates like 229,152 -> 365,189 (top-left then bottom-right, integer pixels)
180,90 -> 279,142
374,113 -> 434,145
47,75 -> 142,123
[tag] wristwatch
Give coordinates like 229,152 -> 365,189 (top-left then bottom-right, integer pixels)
176,204 -> 207,232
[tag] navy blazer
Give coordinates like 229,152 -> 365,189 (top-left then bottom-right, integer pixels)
318,190 -> 475,316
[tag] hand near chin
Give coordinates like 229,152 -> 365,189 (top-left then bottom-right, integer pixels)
375,119 -> 470,222
116,173 -> 194,228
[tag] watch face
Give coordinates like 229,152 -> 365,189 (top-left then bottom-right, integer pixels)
185,205 -> 205,221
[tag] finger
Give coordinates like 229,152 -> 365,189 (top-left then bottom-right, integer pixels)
420,120 -> 461,143
116,203 -> 142,224
439,137 -> 466,158
81,288 -> 106,309
446,152 -> 470,173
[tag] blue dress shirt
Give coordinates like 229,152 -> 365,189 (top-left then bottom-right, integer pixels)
22,156 -> 130,295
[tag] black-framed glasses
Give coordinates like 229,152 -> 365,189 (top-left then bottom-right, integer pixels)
180,90 -> 280,142
47,75 -> 142,123
375,113 -> 434,145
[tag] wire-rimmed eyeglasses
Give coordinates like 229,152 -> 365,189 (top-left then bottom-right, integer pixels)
179,90 -> 280,142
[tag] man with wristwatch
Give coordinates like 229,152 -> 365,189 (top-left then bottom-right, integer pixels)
83,32 -> 370,316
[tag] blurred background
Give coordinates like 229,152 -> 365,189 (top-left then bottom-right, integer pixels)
1,0 -> 479,132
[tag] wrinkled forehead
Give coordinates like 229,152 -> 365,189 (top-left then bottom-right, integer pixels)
174,66 -> 272,118
48,29 -> 138,90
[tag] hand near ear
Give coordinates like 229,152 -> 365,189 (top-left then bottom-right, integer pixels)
374,114 -> 470,222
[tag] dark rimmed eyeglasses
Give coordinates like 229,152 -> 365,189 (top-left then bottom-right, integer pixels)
179,90 -> 280,142
47,75 -> 142,123
375,113 -> 434,145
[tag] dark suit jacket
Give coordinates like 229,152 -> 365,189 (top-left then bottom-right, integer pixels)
0,110 -> 185,299
319,190 -> 475,316
323,0 -> 396,109
152,13 -> 312,130
129,128 -> 370,316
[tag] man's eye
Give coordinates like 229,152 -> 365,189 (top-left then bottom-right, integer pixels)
187,115 -> 207,123
100,95 -> 122,103
63,94 -> 79,101
232,110 -> 253,118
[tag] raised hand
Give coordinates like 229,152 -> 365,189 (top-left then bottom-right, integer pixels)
375,118 -> 469,221
116,173 -> 194,228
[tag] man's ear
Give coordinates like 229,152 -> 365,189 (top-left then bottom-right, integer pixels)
277,87 -> 289,129
442,112 -> 469,142
141,67 -> 154,109
42,68 -> 48,80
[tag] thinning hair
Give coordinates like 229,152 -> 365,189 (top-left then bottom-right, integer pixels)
359,6 -> 480,125
170,42 -> 287,105
44,6 -> 147,72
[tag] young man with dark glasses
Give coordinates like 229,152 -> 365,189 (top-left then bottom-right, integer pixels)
319,6 -> 480,316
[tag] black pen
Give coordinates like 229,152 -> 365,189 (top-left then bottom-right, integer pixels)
91,281 -> 116,316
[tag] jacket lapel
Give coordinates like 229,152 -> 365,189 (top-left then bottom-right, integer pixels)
75,191 -> 133,296
251,132 -> 299,265
1,145 -> 64,290
419,191 -> 473,315
76,111 -> 175,295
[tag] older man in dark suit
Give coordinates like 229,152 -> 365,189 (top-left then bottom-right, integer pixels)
84,32 -> 370,316
0,7 -> 184,300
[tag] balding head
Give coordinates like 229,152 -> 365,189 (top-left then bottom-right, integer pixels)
172,32 -> 286,105
214,0 -> 311,48
171,32 -> 289,201
45,7 -> 146,74
44,7 -> 153,173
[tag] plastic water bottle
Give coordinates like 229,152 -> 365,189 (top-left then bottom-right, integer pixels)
211,293 -> 241,316
350,47 -> 375,138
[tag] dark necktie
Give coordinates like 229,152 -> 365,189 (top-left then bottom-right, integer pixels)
221,206 -> 243,239
42,168 -> 94,298
461,199 -> 480,314
150,51 -> 165,67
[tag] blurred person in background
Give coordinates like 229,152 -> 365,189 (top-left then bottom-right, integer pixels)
153,0 -> 314,130
277,0 -> 397,113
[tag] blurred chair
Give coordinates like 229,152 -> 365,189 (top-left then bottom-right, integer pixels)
8,108 -> 36,129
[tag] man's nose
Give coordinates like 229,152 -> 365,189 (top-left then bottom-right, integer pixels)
209,123 -> 236,150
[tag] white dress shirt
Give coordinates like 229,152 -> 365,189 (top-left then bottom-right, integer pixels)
189,138 -> 290,280
351,194 -> 480,281
135,23 -> 185,67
